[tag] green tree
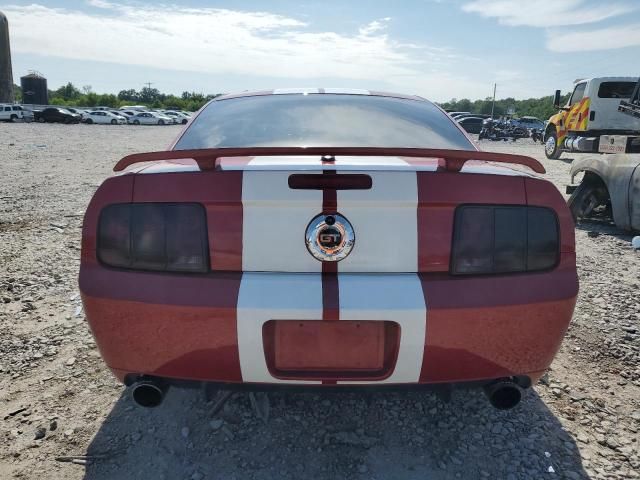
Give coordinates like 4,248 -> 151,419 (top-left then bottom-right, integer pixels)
55,82 -> 81,100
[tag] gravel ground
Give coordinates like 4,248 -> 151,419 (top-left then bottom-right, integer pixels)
1,124 -> 639,480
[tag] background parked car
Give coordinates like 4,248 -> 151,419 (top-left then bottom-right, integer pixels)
108,110 -> 131,122
163,110 -> 190,124
510,116 -> 545,130
456,116 -> 485,134
84,111 -> 127,125
447,111 -> 470,117
33,107 -> 81,124
0,104 -> 33,122
130,111 -> 173,125
66,108 -> 87,119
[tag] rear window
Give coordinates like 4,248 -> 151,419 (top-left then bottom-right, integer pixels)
175,94 -> 474,150
598,81 -> 637,99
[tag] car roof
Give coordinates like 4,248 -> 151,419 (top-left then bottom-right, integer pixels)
213,88 -> 427,103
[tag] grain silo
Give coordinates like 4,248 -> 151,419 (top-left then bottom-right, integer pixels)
21,72 -> 48,105
0,10 -> 14,103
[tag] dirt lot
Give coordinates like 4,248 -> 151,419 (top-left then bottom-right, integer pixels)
1,124 -> 639,480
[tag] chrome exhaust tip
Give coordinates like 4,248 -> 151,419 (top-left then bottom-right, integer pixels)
131,380 -> 167,408
483,380 -> 523,410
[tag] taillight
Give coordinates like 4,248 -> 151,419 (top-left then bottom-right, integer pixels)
98,203 -> 209,272
451,205 -> 559,275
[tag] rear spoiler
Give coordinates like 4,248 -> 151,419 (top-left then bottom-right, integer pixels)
114,147 -> 545,174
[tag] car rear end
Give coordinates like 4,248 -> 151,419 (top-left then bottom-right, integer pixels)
79,91 -> 578,409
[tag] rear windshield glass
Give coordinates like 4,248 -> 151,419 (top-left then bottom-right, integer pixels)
598,81 -> 637,99
174,94 -> 474,150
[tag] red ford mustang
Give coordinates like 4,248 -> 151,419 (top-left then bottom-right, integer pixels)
79,89 -> 578,410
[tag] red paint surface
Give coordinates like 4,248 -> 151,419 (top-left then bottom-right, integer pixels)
321,170 -> 340,323
418,255 -> 577,382
81,270 -> 243,382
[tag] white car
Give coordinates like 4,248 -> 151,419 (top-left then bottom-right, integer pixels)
163,111 -> 191,124
0,104 -> 34,122
130,111 -> 173,125
84,111 -> 127,125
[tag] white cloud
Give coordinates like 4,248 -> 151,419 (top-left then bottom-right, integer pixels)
547,23 -> 640,52
359,17 -> 392,36
462,0 -> 634,28
3,3 -> 465,95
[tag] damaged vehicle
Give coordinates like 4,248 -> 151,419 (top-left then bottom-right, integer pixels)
79,88 -> 579,411
568,154 -> 640,232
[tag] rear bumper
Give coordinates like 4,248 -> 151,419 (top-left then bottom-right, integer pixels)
80,257 -> 578,386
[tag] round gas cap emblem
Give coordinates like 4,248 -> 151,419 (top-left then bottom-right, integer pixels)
305,213 -> 355,262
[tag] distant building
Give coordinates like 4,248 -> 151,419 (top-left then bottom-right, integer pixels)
0,11 -> 14,103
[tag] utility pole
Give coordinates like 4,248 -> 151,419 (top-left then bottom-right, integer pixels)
490,83 -> 496,119
144,82 -> 153,90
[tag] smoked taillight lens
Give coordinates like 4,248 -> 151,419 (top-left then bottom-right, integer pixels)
98,203 -> 208,272
451,206 -> 559,275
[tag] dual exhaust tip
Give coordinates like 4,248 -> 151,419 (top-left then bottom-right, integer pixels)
130,378 -> 524,410
483,380 -> 523,410
131,379 -> 167,408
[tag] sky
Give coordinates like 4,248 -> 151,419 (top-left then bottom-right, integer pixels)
1,0 -> 638,101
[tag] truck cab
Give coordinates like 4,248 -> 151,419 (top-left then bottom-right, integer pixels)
544,77 -> 640,159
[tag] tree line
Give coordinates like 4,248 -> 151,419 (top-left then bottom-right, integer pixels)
11,82 -> 571,118
12,82 -> 221,111
439,93 -> 570,120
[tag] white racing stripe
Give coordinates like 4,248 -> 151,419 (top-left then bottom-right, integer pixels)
237,273 -> 322,384
337,171 -> 419,272
219,156 -> 440,171
323,88 -> 370,95
337,273 -> 427,384
273,88 -> 320,95
242,170 -> 322,272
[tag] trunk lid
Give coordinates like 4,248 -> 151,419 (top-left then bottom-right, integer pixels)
131,153 -> 531,274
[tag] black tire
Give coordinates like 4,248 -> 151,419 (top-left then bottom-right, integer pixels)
181,119 -> 188,124
158,120 -> 164,125
544,130 -> 562,159
567,178 -> 610,223
9,114 -> 18,122
37,117 -> 45,123
133,120 -> 140,125
86,118 -> 93,124
111,119 -> 117,125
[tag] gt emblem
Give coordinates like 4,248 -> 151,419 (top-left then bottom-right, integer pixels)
305,213 -> 355,262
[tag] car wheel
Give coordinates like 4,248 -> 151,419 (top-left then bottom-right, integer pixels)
567,177 -> 610,223
133,120 -> 140,125
181,119 -> 188,124
37,117 -> 45,123
9,114 -> 18,122
544,131 -> 562,159
158,120 -> 164,125
111,119 -> 117,125
86,118 -> 93,124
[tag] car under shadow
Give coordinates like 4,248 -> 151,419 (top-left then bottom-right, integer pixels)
80,386 -> 587,480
